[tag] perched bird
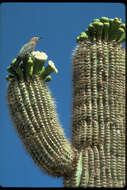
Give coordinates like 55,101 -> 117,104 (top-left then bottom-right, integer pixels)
13,37 -> 41,69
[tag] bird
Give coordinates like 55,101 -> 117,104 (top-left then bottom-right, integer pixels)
12,37 -> 41,70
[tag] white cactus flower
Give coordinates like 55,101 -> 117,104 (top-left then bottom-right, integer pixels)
31,51 -> 48,61
48,60 -> 58,73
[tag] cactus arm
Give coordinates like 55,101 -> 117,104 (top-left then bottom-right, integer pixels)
7,51 -> 77,177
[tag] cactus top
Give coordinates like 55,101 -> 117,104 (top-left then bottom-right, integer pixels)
6,51 -> 58,82
76,17 -> 126,43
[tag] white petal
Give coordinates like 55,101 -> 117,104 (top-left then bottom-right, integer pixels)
31,51 -> 48,61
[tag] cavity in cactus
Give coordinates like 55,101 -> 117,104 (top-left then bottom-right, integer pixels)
6,17 -> 125,187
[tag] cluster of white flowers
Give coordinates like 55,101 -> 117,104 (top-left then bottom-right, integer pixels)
31,51 -> 58,74
31,51 -> 48,61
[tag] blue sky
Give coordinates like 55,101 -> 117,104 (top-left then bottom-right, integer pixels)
0,2 -> 125,188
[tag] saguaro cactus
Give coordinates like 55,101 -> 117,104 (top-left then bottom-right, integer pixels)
6,17 -> 125,187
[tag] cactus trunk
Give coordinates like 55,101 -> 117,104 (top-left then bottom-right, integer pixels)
63,39 -> 125,187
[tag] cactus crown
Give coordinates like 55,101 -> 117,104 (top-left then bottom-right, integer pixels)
6,51 -> 58,82
76,17 -> 126,43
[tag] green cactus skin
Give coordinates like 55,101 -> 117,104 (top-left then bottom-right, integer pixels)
6,17 -> 125,187
64,17 -> 125,187
7,76 -> 77,177
7,53 -> 78,177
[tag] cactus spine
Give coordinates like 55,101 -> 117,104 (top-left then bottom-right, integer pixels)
6,17 -> 125,187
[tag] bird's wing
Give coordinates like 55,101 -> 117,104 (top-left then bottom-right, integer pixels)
18,43 -> 35,57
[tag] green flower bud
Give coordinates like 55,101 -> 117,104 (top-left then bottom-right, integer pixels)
11,58 -> 17,65
39,66 -> 45,75
120,24 -> 126,30
117,33 -> 125,43
76,36 -> 80,42
103,22 -> 110,40
6,75 -> 14,81
44,75 -> 52,82
93,19 -> 100,23
100,17 -> 109,23
108,18 -> 122,40
28,57 -> 33,63
86,24 -> 95,40
80,32 -> 86,38
76,32 -> 88,43
116,28 -> 125,42
92,21 -> 103,40
25,57 -> 34,76
7,65 -> 16,75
